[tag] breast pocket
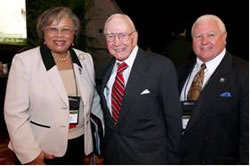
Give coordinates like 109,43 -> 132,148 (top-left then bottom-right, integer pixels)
217,94 -> 236,113
30,120 -> 51,128
30,120 -> 51,143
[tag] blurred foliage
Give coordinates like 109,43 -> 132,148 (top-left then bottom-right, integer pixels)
25,0 -> 93,50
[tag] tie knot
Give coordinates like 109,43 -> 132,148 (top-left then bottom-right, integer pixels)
117,62 -> 128,73
200,63 -> 206,70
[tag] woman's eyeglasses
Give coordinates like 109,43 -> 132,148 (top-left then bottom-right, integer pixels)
45,26 -> 74,36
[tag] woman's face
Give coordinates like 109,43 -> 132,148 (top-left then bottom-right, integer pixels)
44,16 -> 75,55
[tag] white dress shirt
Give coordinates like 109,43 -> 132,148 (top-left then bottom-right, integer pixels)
180,48 -> 226,101
104,45 -> 139,114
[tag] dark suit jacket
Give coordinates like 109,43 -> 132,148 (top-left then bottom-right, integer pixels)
100,48 -> 182,164
178,51 -> 249,164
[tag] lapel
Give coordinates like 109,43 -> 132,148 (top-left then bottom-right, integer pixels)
70,49 -> 92,109
101,49 -> 150,126
101,59 -> 116,124
185,52 -> 233,132
118,49 -> 150,124
178,60 -> 196,94
40,45 -> 84,107
40,45 -> 68,106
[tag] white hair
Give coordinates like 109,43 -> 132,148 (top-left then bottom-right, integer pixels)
103,13 -> 136,34
191,14 -> 227,37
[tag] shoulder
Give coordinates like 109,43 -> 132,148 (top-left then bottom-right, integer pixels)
231,55 -> 248,71
15,46 -> 40,59
223,52 -> 249,75
72,48 -> 93,62
136,49 -> 178,79
12,46 -> 41,67
72,48 -> 94,70
138,48 -> 174,67
230,55 -> 249,84
72,48 -> 95,78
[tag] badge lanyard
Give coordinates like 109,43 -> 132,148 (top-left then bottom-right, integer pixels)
69,62 -> 81,126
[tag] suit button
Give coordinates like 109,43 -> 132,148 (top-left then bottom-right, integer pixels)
204,136 -> 209,141
202,160 -> 206,164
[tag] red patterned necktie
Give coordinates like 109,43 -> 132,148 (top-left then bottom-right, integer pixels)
111,62 -> 128,123
187,63 -> 207,101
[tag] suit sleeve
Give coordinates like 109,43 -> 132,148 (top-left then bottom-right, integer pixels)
83,51 -> 105,132
160,60 -> 182,164
4,55 -> 41,164
238,67 -> 249,164
91,90 -> 105,133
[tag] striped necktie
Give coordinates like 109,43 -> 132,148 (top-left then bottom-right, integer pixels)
111,62 -> 128,124
187,63 -> 207,101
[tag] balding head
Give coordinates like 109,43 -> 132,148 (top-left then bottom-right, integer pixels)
104,13 -> 136,34
103,13 -> 138,61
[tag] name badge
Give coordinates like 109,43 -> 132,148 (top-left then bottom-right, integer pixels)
68,96 -> 80,124
69,110 -> 78,124
181,101 -> 196,131
182,115 -> 190,130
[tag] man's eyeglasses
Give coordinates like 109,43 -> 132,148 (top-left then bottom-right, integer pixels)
105,31 -> 135,42
45,26 -> 74,36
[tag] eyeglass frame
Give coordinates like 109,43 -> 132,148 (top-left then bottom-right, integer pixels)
45,26 -> 75,36
104,31 -> 136,42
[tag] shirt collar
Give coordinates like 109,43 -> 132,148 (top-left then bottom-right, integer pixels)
116,45 -> 138,68
196,48 -> 226,74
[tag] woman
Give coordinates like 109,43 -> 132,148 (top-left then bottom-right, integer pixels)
4,7 -> 104,165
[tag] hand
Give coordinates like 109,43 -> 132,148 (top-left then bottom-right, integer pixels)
26,151 -> 55,165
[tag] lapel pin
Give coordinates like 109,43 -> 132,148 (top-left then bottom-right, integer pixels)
79,53 -> 85,60
219,77 -> 225,83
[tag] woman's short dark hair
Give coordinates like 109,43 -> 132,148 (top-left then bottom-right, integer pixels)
36,6 -> 80,43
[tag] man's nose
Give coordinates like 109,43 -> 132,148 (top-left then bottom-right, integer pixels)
113,35 -> 121,45
201,36 -> 209,45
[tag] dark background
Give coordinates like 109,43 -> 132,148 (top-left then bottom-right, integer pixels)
116,0 -> 249,61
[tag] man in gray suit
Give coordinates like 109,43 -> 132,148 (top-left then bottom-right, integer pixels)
100,14 -> 182,164
178,14 -> 249,164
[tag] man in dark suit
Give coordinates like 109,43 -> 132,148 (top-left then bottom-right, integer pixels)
100,13 -> 182,164
178,14 -> 249,164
